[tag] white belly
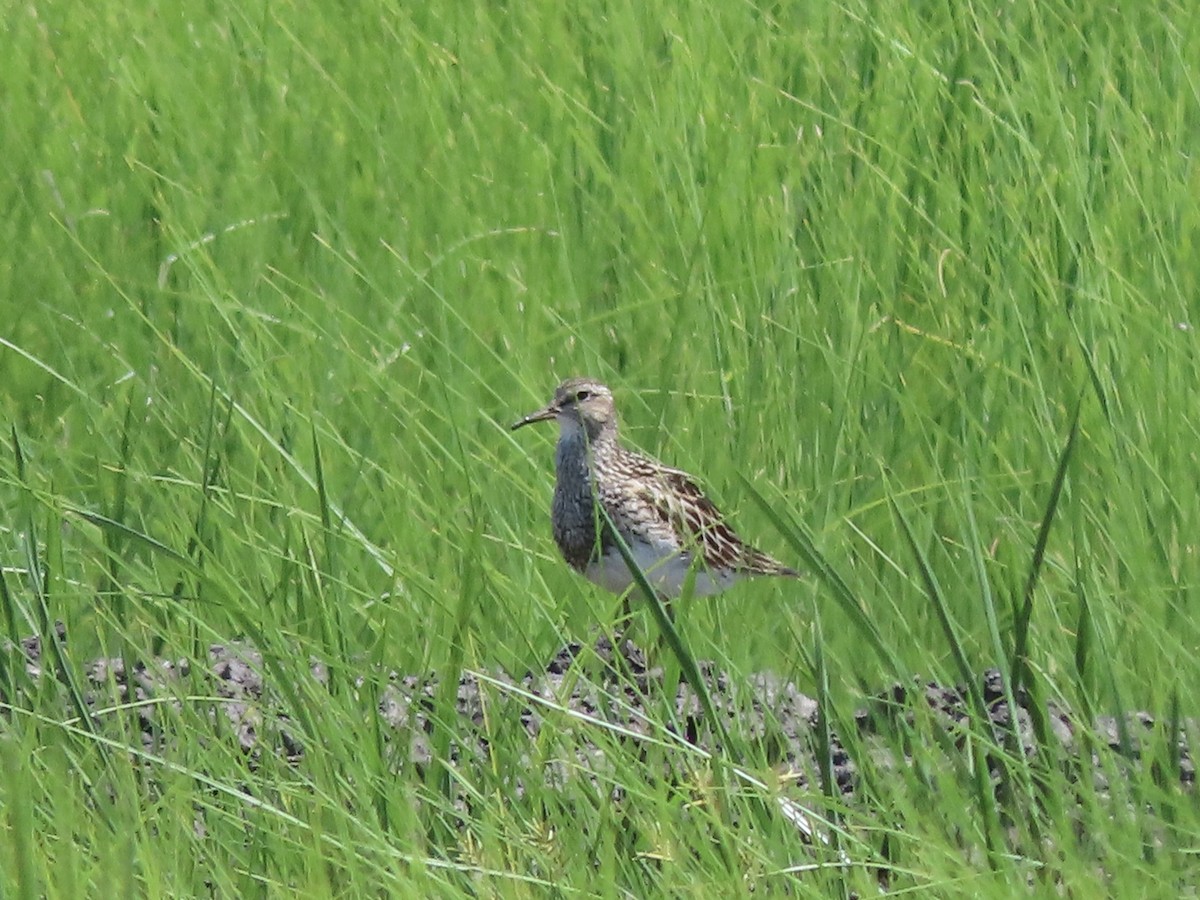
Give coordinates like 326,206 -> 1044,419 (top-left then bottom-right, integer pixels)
583,541 -> 738,599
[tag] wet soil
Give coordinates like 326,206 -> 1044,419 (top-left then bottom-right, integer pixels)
7,628 -> 1194,809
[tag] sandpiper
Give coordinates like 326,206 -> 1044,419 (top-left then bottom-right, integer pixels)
512,377 -> 800,599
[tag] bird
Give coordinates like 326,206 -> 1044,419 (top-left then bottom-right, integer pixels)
511,377 -> 801,600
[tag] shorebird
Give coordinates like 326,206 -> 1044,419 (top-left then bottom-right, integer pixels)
512,377 -> 800,600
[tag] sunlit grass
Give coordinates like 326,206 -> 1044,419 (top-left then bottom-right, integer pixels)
2,0 -> 1199,894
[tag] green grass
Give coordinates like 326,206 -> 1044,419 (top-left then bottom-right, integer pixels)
3,0 -> 1200,894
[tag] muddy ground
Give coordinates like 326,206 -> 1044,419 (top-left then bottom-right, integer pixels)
7,627 -> 1194,819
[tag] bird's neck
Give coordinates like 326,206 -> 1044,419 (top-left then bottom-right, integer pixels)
555,421 -> 617,478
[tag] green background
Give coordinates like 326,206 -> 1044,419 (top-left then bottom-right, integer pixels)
3,1 -> 1198,895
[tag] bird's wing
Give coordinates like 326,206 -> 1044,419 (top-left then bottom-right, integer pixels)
601,448 -> 797,576
614,458 -> 757,571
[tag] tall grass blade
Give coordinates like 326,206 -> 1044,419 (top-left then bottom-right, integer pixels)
598,505 -> 734,756
11,429 -> 96,739
889,492 -> 1004,861
1072,550 -> 1094,722
963,493 -> 1038,844
426,387 -> 483,845
101,385 -> 139,632
887,496 -> 978,702
1009,396 -> 1082,701
808,602 -> 845,869
310,421 -> 347,686
740,478 -> 901,678
67,509 -> 207,577
1,729 -> 40,900
0,569 -> 17,699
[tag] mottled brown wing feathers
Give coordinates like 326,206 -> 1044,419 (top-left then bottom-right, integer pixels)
622,454 -> 797,576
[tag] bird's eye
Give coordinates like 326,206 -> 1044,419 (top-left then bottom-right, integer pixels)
575,389 -> 591,402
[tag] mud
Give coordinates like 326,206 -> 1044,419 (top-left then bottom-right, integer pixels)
6,628 -> 1194,806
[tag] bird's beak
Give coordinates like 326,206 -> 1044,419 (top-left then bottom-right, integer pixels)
510,404 -> 559,431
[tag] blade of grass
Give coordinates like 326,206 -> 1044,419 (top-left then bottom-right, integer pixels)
12,429 -> 98,739
1008,394 -> 1082,784
1,725 -> 40,900
597,505 -> 734,757
1070,530 -> 1098,748
0,568 -> 17,700
173,382 -> 232,662
1009,396 -> 1081,693
808,599 -> 846,876
10,429 -> 121,833
963,486 -> 1041,841
888,491 -> 1004,863
739,477 -> 902,678
67,508 -> 207,577
311,421 -> 347,692
426,378 -> 484,846
100,384 -> 139,630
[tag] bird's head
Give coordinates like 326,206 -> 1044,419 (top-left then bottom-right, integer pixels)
511,377 -> 616,441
